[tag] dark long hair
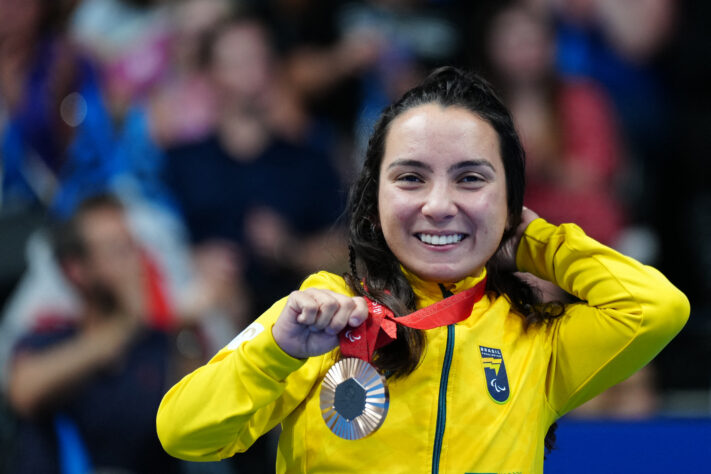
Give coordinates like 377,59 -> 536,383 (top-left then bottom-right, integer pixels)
344,66 -> 562,453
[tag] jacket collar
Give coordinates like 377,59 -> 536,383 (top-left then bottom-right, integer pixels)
400,266 -> 488,308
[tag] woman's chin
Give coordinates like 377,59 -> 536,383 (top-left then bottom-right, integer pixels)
409,264 -> 482,284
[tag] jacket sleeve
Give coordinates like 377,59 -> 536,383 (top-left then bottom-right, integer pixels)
156,272 -> 347,461
516,219 -> 690,416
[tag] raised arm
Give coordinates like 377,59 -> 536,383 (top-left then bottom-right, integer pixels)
515,218 -> 689,416
156,273 -> 367,461
9,313 -> 140,417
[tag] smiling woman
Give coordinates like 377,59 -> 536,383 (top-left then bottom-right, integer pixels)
156,67 -> 689,473
378,103 -> 508,283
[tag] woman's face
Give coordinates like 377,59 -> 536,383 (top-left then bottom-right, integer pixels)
377,103 -> 509,283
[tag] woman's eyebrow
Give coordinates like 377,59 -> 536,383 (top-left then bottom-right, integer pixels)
386,159 -> 432,171
386,158 -> 496,173
449,159 -> 496,173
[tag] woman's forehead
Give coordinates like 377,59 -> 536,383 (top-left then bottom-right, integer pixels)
381,103 -> 503,171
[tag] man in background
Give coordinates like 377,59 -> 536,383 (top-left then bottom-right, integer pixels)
6,194 -> 180,473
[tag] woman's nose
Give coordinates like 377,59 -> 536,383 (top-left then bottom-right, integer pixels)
421,183 -> 457,221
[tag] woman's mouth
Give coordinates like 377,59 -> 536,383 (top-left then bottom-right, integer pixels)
415,233 -> 466,246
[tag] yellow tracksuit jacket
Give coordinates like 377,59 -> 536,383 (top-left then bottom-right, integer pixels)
156,219 -> 689,473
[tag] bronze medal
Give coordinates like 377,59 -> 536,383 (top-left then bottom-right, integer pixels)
322,278 -> 487,440
320,357 -> 389,440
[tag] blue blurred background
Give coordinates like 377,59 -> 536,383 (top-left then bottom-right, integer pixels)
0,0 -> 709,472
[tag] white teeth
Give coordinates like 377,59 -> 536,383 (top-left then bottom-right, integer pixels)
417,233 -> 464,246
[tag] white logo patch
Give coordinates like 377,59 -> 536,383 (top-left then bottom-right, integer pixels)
226,322 -> 265,350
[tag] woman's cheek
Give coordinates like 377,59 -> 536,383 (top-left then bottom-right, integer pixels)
382,189 -> 415,222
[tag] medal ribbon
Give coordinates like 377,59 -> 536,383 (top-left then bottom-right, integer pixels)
339,277 -> 487,363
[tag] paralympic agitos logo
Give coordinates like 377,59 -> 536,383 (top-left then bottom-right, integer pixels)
479,346 -> 510,404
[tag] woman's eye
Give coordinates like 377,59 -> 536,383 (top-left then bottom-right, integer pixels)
460,174 -> 485,184
397,174 -> 423,183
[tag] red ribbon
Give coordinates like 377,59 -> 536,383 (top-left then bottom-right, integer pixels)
339,278 -> 487,363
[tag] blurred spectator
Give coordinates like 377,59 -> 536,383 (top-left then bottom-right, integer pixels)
146,0 -> 234,148
0,192 -> 249,390
69,0 -> 172,116
5,194 -> 180,473
163,15 -> 347,315
551,0 -> 677,224
335,0 -> 464,162
0,0 -> 175,217
0,0 -> 83,210
252,0 -> 467,175
486,2 -> 627,246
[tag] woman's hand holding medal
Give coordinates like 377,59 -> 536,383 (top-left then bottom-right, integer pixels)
273,289 -> 369,360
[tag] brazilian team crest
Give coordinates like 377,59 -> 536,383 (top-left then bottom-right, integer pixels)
479,346 -> 510,403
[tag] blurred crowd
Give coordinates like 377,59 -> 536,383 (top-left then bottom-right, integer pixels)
0,0 -> 708,472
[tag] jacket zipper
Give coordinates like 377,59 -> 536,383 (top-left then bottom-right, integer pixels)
432,286 -> 455,473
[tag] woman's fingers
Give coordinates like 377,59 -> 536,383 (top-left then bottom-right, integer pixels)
275,290 -> 371,359
290,290 -> 369,333
315,295 -> 347,334
349,297 -> 369,327
288,291 -> 319,325
312,291 -> 342,331
305,290 -> 361,333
